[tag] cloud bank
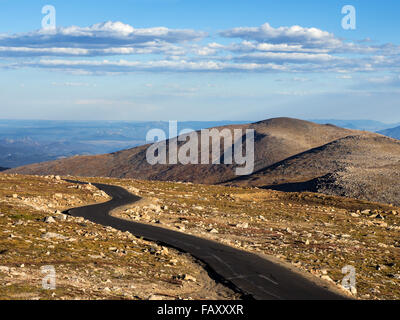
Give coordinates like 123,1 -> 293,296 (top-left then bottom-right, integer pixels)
1,21 -> 399,74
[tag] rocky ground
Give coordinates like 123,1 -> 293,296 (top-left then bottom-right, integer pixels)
0,174 -> 239,300
84,177 -> 400,300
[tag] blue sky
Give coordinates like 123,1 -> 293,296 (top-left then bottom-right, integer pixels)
0,0 -> 399,121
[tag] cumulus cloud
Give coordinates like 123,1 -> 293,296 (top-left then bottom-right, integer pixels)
220,23 -> 400,55
10,55 -> 380,74
233,52 -> 339,64
16,58 -> 287,73
0,43 -> 186,57
0,21 -> 399,74
0,21 -> 206,48
0,21 -> 203,58
220,23 -> 340,47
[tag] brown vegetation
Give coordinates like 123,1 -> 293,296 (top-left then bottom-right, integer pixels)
86,176 -> 400,300
0,174 -> 239,300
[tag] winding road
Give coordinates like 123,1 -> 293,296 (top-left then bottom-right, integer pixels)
65,181 -> 346,300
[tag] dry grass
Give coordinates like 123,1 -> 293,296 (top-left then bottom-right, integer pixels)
0,174 -> 239,300
82,176 -> 400,300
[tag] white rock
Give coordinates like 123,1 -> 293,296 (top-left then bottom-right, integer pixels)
184,274 -> 197,282
55,214 -> 67,221
208,228 -> 219,234
321,275 -> 333,282
148,294 -> 166,300
44,216 -> 56,223
0,266 -> 10,273
41,232 -> 67,240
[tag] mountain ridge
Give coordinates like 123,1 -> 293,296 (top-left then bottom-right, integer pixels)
6,117 -> 400,205
4,117 -> 356,183
227,134 -> 400,205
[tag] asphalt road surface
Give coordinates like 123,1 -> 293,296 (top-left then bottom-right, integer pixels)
65,181 -> 347,300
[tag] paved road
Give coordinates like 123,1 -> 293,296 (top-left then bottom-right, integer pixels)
66,181 -> 346,300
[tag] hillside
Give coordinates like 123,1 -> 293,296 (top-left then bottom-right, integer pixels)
2,174 -> 400,299
0,174 -> 238,300
83,176 -> 400,300
5,118 -> 355,184
228,135 -> 400,205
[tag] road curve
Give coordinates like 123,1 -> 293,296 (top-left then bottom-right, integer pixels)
65,181 -> 347,300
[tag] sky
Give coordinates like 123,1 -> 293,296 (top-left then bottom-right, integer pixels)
0,0 -> 399,121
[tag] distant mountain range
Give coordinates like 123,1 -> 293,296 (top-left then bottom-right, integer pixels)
309,119 -> 400,132
6,117 -> 400,205
377,125 -> 400,140
0,120 -> 248,168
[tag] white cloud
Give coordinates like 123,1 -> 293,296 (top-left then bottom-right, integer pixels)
0,21 -> 399,75
15,58 -> 289,74
337,75 -> 352,79
366,75 -> 400,86
0,21 -> 203,59
0,43 -> 187,57
220,23 -> 340,47
52,81 -> 96,87
220,23 -> 400,56
233,51 -> 339,64
74,98 -> 137,105
0,21 -> 206,48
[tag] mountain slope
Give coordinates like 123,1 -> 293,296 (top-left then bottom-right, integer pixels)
4,118 -> 355,184
228,134 -> 400,205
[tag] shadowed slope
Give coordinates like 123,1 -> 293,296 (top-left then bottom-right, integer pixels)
228,134 -> 400,205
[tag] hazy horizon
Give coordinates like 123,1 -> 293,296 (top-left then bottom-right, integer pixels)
0,117 -> 398,125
